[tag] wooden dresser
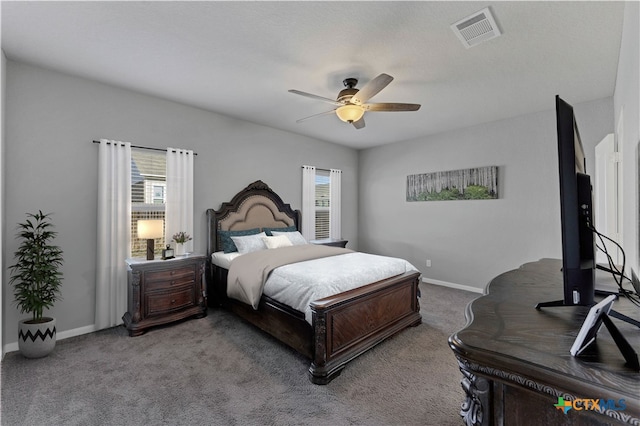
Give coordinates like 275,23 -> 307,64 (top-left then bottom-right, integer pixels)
123,254 -> 207,336
449,259 -> 639,425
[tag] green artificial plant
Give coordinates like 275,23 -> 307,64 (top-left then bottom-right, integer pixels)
9,211 -> 64,323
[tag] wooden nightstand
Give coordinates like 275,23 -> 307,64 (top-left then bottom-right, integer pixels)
310,238 -> 348,248
123,254 -> 207,336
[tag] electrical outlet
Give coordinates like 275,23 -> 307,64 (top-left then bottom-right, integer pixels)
426,259 -> 431,267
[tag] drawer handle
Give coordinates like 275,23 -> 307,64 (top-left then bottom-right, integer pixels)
171,280 -> 176,285
170,271 -> 176,275
171,299 -> 176,304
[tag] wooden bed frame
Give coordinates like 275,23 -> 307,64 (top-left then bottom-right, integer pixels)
205,180 -> 422,384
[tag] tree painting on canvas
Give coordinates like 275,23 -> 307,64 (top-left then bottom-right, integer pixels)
406,166 -> 498,202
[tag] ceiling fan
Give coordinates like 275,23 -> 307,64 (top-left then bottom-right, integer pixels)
288,73 -> 421,129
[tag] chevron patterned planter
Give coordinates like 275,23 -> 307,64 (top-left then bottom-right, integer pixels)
18,317 -> 56,358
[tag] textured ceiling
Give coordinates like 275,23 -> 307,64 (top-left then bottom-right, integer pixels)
1,1 -> 625,149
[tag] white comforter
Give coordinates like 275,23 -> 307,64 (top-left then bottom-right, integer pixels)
262,252 -> 419,324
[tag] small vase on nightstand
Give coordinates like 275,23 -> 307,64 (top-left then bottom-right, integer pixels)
171,231 -> 192,257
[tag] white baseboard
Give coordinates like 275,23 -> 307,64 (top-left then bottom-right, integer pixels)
421,276 -> 485,294
3,324 -> 98,357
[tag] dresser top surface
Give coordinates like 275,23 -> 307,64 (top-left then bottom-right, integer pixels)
449,258 -> 640,407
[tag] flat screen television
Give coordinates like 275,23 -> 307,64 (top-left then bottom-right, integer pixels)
538,96 -> 596,308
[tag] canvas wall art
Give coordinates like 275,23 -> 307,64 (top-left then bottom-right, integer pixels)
407,166 -> 498,202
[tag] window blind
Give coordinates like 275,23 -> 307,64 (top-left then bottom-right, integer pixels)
131,148 -> 166,257
315,171 -> 330,239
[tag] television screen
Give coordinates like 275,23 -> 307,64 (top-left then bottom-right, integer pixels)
537,96 -> 596,308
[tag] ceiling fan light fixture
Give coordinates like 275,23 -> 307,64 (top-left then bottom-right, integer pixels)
335,104 -> 364,123
289,73 -> 419,129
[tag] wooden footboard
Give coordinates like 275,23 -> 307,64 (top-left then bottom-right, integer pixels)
308,271 -> 422,384
211,265 -> 421,384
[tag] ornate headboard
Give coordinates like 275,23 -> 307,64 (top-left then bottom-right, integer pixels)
206,180 -> 301,254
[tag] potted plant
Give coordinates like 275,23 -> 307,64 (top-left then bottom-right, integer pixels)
9,211 -> 63,358
172,231 -> 192,256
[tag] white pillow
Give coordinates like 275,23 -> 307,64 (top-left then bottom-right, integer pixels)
262,235 -> 293,249
272,230 -> 308,246
231,232 -> 267,254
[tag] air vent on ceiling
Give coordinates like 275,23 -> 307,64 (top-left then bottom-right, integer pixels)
451,7 -> 501,49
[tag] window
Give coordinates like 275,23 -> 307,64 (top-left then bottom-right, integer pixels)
302,166 -> 341,241
315,171 -> 330,239
131,149 -> 166,257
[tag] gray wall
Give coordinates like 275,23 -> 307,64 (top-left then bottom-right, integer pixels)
2,61 -> 358,348
358,98 -> 614,292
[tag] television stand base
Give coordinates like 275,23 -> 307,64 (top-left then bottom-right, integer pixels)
595,288 -> 620,297
534,299 -> 565,309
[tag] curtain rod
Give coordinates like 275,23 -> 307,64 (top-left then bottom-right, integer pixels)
301,166 -> 337,173
92,140 -> 197,155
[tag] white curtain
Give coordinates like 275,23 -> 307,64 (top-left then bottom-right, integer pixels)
165,148 -> 194,253
301,165 -> 316,241
329,168 -> 342,239
95,139 -> 131,330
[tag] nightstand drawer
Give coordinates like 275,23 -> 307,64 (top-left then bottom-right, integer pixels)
145,266 -> 195,285
145,287 -> 195,316
145,274 -> 195,291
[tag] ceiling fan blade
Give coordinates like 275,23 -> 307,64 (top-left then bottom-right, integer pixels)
288,90 -> 343,106
352,117 -> 365,129
295,109 -> 337,123
363,103 -> 421,112
350,73 -> 394,105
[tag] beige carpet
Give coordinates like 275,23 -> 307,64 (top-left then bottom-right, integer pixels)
1,283 -> 478,426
